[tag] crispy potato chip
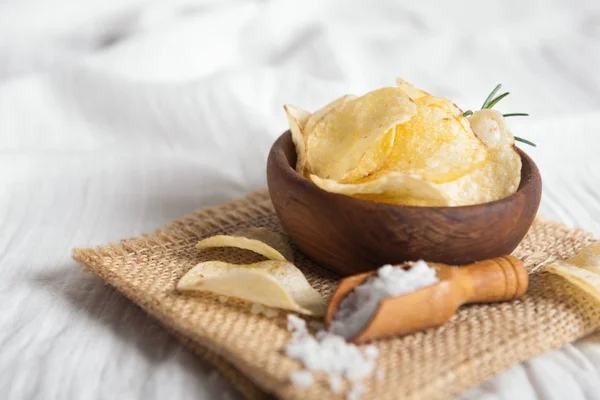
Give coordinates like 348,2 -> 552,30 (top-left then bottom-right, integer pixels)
305,87 -> 417,181
353,193 -> 447,207
338,126 -> 396,183
566,242 -> 600,273
544,263 -> 600,303
310,172 -> 450,206
426,109 -> 522,205
284,105 -> 311,175
285,96 -> 356,176
196,227 -> 294,262
468,109 -> 515,149
368,95 -> 487,184
395,78 -> 429,100
544,262 -> 600,303
303,95 -> 356,138
542,242 -> 600,303
435,143 -> 521,205
177,260 -> 326,315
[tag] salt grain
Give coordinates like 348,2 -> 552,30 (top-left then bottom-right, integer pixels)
329,373 -> 343,393
347,382 -> 365,400
363,345 -> 379,360
329,260 -> 438,339
287,314 -> 307,336
290,370 -> 314,387
375,370 -> 386,381
218,296 -> 228,303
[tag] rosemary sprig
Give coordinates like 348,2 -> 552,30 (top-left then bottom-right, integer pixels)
481,84 -> 502,109
484,92 -> 510,109
462,84 -> 536,147
514,137 -> 536,147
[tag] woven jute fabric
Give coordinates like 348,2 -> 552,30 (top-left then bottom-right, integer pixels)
72,189 -> 600,400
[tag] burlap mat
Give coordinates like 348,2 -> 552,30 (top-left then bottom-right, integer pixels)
72,189 -> 600,400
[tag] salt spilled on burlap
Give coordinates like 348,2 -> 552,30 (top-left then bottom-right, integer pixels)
286,261 -> 439,399
286,314 -> 378,400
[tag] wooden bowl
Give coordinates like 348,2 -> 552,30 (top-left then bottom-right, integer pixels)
266,132 -> 542,276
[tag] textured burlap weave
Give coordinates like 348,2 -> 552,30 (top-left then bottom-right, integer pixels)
72,189 -> 600,400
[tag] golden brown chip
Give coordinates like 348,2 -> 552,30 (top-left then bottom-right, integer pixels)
303,95 -> 356,138
284,104 -> 311,175
567,242 -> 600,273
425,108 -> 522,205
338,126 -> 396,183
177,260 -> 326,316
310,172 -> 450,206
305,87 -> 417,181
395,77 -> 429,100
196,227 -> 294,262
542,242 -> 600,303
434,144 -> 521,205
368,95 -> 487,184
468,109 -> 515,148
543,262 -> 600,304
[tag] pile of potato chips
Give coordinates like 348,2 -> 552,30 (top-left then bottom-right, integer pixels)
284,79 -> 522,207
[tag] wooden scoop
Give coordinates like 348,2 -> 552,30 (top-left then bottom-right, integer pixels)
325,255 -> 528,343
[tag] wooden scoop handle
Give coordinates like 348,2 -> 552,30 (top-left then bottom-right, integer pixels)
456,255 -> 528,304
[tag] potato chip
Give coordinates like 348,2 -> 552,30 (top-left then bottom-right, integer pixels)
196,227 -> 294,262
395,78 -> 429,100
338,126 -> 396,183
435,143 -> 521,205
310,172 -> 450,206
284,105 -> 311,175
305,87 -> 417,181
468,109 -> 515,149
353,193 -> 447,207
367,95 -> 488,184
303,95 -> 356,137
542,242 -> 600,303
566,242 -> 600,273
425,109 -> 522,205
543,263 -> 600,303
177,260 -> 326,315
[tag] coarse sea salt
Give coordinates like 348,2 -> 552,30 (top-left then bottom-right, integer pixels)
285,261 -> 437,399
286,315 -> 378,399
329,260 -> 439,339
290,370 -> 314,387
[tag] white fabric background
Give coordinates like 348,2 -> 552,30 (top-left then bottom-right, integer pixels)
1,0 -> 600,399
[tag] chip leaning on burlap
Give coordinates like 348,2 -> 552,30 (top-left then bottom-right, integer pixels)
72,190 -> 600,400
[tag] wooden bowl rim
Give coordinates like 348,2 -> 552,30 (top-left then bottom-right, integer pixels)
269,131 -> 541,211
